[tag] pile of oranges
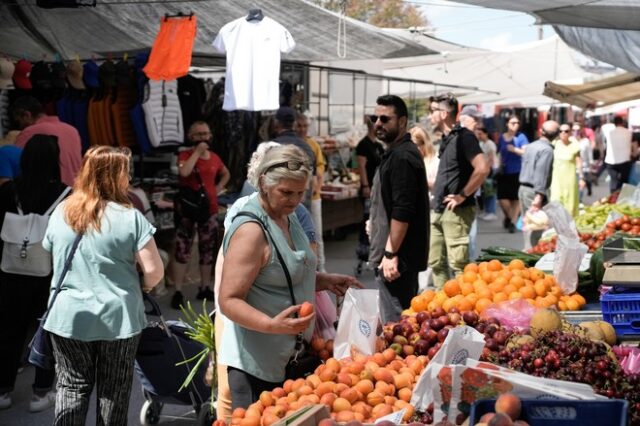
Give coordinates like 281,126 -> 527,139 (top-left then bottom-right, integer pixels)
409,259 -> 587,315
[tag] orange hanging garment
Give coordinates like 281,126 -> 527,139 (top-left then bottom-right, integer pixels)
144,15 -> 197,81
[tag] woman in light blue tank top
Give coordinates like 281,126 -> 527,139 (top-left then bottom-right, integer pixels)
218,145 -> 361,409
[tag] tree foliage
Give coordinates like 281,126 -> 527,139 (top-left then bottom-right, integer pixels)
313,0 -> 430,28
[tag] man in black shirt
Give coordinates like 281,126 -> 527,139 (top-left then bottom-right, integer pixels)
369,95 -> 429,311
356,116 -> 384,245
428,94 -> 490,289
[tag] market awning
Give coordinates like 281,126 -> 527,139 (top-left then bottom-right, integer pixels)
0,0 -> 435,62
450,1 -> 640,74
543,72 -> 640,109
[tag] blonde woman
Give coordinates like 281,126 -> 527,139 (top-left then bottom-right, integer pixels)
42,146 -> 163,425
410,126 -> 439,200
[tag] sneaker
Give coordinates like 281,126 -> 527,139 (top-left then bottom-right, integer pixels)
0,393 -> 11,410
29,391 -> 55,413
508,222 -> 516,233
171,291 -> 184,310
503,217 -> 511,229
196,287 -> 215,301
481,213 -> 498,221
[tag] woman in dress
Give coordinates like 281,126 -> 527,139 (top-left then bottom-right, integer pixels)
551,123 -> 585,217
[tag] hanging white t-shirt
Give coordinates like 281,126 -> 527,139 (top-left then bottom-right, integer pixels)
212,16 -> 295,111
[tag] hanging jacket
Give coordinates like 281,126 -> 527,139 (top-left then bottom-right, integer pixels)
141,79 -> 183,148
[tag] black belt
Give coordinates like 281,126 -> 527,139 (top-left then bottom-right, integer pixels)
520,182 -> 534,188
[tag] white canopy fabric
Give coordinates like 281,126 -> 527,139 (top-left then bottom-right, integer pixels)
382,34 -> 606,106
544,72 -> 640,109
452,1 -> 640,74
0,0 -> 434,62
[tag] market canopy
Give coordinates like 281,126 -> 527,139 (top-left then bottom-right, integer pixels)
382,34 -> 608,106
1,0 -> 434,63
451,0 -> 640,74
544,72 -> 640,109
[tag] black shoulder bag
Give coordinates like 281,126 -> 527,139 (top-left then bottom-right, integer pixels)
177,166 -> 210,223
234,212 -> 321,379
28,233 -> 82,370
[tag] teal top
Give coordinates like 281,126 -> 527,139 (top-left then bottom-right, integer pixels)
42,201 -> 156,341
219,196 -> 317,382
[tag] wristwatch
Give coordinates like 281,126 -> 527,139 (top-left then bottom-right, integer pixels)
458,191 -> 468,199
383,250 -> 397,259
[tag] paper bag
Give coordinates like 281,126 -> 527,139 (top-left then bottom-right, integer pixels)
333,288 -> 380,360
410,326 -> 485,412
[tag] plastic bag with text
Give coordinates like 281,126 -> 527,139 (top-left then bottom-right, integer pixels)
333,288 -> 380,360
480,299 -> 538,331
312,291 -> 337,341
543,201 -> 588,294
410,326 -> 485,415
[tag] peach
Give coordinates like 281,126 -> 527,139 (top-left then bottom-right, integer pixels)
348,361 -> 365,375
271,387 -> 286,398
382,348 -> 397,363
315,381 -> 336,397
495,393 -> 522,421
299,301 -> 314,317
320,392 -> 337,407
319,369 -> 337,383
259,391 -> 274,407
335,383 -> 349,395
373,368 -> 394,384
283,379 -> 294,394
349,374 -> 360,386
291,378 -> 306,392
372,352 -> 387,367
340,387 -> 360,404
325,358 -> 341,373
352,401 -> 372,418
296,385 -> 314,396
389,360 -> 404,372
364,361 -> 380,373
337,372 -> 352,386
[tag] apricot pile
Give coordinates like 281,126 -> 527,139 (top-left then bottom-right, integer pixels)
408,260 -> 586,315
230,349 -> 428,426
474,393 -> 527,426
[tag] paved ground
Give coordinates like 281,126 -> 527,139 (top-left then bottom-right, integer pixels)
0,182 -> 608,425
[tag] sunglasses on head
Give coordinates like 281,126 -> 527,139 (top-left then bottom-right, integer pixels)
369,114 -> 394,124
265,160 -> 306,174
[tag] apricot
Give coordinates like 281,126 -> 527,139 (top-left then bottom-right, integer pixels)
231,408 -> 246,419
335,383 -> 349,395
366,390 -> 385,406
261,414 -> 280,426
354,379 -> 374,396
259,391 -> 274,407
296,385 -> 314,396
393,372 -> 412,389
311,336 -> 325,352
348,362 -> 365,375
383,395 -> 397,406
353,412 -> 365,423
382,348 -> 397,363
352,401 -> 372,418
305,374 -> 321,389
299,301 -> 314,317
337,372 -> 352,386
315,381 -> 336,396
372,352 -> 387,367
271,387 -> 286,398
319,369 -> 337,383
317,419 -> 336,426
335,410 -> 356,423
373,368 -> 394,384
320,392 -> 337,407
240,416 -> 260,426
371,403 -> 393,420
398,387 -> 412,402
495,393 -> 522,421
333,397 -> 352,412
325,358 -> 341,373
340,387 -> 360,404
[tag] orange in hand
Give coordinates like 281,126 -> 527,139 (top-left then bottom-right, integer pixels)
300,302 -> 314,317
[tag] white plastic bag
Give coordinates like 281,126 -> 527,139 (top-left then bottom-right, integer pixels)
333,288 -> 380,360
543,201 -> 588,294
410,326 -> 485,414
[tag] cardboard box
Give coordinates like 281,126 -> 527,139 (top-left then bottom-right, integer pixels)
274,405 -> 330,426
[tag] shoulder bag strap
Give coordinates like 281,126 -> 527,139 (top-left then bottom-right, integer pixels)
193,166 -> 205,190
44,187 -> 72,216
233,211 -> 297,305
233,211 -> 305,351
41,233 -> 83,322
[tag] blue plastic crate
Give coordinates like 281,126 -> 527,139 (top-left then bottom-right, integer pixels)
601,289 -> 640,337
469,399 -> 627,426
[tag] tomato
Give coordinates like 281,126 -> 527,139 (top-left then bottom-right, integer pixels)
622,223 -> 632,232
632,218 -> 640,226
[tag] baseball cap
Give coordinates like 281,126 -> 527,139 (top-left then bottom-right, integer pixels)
66,61 -> 85,89
459,105 -> 482,119
275,106 -> 296,125
0,58 -> 15,89
30,61 -> 54,91
99,60 -> 117,88
83,60 -> 99,88
13,59 -> 32,90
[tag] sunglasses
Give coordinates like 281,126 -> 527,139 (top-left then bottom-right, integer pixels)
265,160 -> 307,174
560,129 -> 571,133
369,114 -> 395,124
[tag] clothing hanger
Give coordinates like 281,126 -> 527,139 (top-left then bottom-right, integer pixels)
246,8 -> 264,22
164,11 -> 194,21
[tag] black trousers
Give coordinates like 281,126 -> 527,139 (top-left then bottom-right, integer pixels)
0,273 -> 55,395
607,161 -> 632,193
227,367 -> 281,410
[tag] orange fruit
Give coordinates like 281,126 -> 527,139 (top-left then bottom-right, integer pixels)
462,271 -> 477,284
501,270 -> 514,281
565,298 -> 580,311
571,293 -> 586,306
493,275 -> 508,288
557,300 -> 568,311
422,289 -> 436,304
488,259 -> 503,271
503,284 -> 517,296
442,298 -> 456,313
477,287 -> 493,301
444,280 -> 462,297
519,286 -> 536,299
435,291 -> 448,304
457,298 -> 473,312
550,286 -> 562,297
509,276 -> 525,289
478,262 -> 489,273
464,263 -> 479,273
410,296 -> 428,312
493,292 -> 508,303
509,291 -> 523,300
509,259 -> 525,270
475,298 -> 493,313
534,280 -> 547,297
427,300 -> 441,311
480,270 -> 494,283
488,281 -> 504,294
460,282 -> 474,296
520,269 -> 531,279
465,293 -> 479,307
529,267 -> 544,282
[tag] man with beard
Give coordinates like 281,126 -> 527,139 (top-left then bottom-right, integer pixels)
428,94 -> 490,290
368,95 -> 429,313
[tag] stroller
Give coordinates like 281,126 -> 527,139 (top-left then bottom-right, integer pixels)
135,294 -> 216,425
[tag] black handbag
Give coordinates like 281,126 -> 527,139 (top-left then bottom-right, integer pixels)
177,167 -> 210,223
234,212 -> 321,380
28,233 -> 82,370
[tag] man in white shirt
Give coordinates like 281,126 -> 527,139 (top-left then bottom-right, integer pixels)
604,116 -> 633,192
